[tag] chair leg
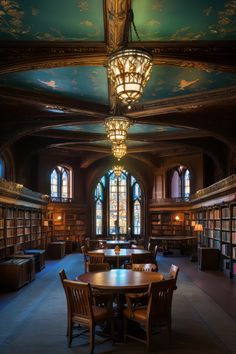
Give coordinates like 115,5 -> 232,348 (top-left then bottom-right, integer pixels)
146,322 -> 152,352
123,317 -> 127,342
89,325 -> 95,354
168,319 -> 172,344
68,319 -> 73,347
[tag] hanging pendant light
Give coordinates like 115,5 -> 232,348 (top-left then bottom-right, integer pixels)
112,142 -> 127,160
104,116 -> 131,144
108,49 -> 152,107
107,9 -> 152,107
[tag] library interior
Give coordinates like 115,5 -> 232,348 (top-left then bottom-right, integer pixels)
0,1 -> 236,354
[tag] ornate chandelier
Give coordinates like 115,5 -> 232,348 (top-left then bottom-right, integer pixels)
107,9 -> 152,107
104,116 -> 131,144
112,165 -> 124,177
112,142 -> 127,160
108,49 -> 152,107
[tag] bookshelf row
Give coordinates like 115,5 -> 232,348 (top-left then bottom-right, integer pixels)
0,204 -> 44,259
192,202 -> 236,278
150,211 -> 189,237
43,207 -> 87,245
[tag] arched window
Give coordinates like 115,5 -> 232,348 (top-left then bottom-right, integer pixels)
95,179 -> 104,235
170,165 -> 191,199
50,165 -> 72,201
0,157 -> 5,178
94,169 -> 142,238
133,180 -> 141,235
184,169 -> 190,197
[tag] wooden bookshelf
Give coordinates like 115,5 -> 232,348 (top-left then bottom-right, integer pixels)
194,201 -> 236,278
149,211 -> 186,238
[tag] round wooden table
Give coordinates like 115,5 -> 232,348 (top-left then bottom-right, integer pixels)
88,248 -> 150,268
77,269 -> 164,293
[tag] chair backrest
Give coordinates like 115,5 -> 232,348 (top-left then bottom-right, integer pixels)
59,268 -> 67,284
153,245 -> 158,259
169,264 -> 179,289
132,263 -> 157,272
63,279 -> 94,325
81,246 -> 89,272
88,262 -> 110,272
131,252 -> 157,265
89,240 -> 100,250
88,252 -> 105,264
147,279 -> 175,322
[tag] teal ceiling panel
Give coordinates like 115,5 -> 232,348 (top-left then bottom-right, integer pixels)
133,0 -> 236,40
0,0 -> 104,40
0,66 -> 108,104
52,123 -> 187,135
142,65 -> 236,101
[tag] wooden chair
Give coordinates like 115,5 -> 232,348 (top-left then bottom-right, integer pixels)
88,252 -> 105,265
81,245 -> 89,273
132,263 -> 157,272
169,264 -> 179,290
87,262 -> 113,309
88,262 -> 110,272
131,253 -> 158,271
59,269 -> 69,336
62,279 -> 114,354
123,279 -> 175,351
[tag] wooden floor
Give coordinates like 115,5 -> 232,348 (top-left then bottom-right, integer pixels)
0,252 -> 235,354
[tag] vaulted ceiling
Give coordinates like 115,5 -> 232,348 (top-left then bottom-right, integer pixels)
0,0 -> 236,170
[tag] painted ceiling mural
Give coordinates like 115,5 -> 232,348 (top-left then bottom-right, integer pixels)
0,66 -> 109,104
0,0 -> 104,41
0,0 -> 235,41
0,65 -> 236,104
133,0 -> 236,40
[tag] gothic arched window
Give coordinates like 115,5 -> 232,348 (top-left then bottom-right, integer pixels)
170,166 -> 191,199
50,165 -> 72,201
94,170 -> 142,237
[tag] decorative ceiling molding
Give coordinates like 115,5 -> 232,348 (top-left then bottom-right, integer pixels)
129,86 -> 236,118
0,41 -> 235,74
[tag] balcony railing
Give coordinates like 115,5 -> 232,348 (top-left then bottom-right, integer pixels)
49,197 -> 73,203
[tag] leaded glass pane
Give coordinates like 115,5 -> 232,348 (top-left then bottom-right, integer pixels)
133,182 -> 141,200
184,169 -> 190,197
51,169 -> 58,197
61,170 -> 68,198
133,200 -> 141,235
109,172 -> 118,234
131,176 -> 136,186
96,200 -> 102,234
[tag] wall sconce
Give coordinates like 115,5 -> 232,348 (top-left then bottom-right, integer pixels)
175,215 -> 180,222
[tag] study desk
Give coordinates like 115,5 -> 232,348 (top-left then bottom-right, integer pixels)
77,269 -> 164,342
77,268 -> 164,293
88,248 -> 150,268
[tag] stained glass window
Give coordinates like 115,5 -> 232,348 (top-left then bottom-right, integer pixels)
50,165 -> 71,200
170,166 -> 191,199
184,169 -> 190,197
94,169 -> 141,237
95,179 -> 104,235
